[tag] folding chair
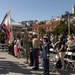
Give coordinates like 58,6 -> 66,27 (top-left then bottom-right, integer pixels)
64,51 -> 75,71
49,48 -> 58,54
49,48 -> 54,53
49,52 -> 58,72
71,52 -> 75,71
64,51 -> 72,68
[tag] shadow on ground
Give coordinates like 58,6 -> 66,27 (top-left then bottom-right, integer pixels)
0,52 -> 41,75
0,57 -> 42,75
0,60 -> 30,74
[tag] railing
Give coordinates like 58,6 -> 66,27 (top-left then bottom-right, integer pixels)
0,43 -> 8,51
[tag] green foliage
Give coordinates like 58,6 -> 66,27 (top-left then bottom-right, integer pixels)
53,23 -> 75,35
70,24 -> 75,34
53,24 -> 68,35
38,27 -> 45,35
39,21 -> 45,25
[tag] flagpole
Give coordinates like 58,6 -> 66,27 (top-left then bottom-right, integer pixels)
1,10 -> 10,26
1,13 -> 7,26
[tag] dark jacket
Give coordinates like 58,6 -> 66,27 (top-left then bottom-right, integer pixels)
42,42 -> 50,59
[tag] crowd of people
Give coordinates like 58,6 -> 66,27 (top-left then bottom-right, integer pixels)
1,33 -> 75,75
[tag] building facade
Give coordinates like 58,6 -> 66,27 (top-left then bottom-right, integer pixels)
32,20 -> 60,33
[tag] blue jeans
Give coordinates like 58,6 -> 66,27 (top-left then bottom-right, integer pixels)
33,48 -> 39,68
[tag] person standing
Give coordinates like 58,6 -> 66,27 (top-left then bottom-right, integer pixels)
42,36 -> 50,75
28,34 -> 34,66
66,35 -> 75,59
16,36 -> 21,59
1,37 -> 5,51
54,36 -> 65,69
8,42 -> 12,54
23,33 -> 30,64
14,38 -> 17,57
32,34 -> 40,70
11,40 -> 15,56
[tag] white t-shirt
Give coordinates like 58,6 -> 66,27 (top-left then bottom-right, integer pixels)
16,39 -> 21,48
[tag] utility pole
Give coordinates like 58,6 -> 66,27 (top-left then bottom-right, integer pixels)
68,14 -> 70,35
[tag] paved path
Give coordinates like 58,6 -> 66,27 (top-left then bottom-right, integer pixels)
0,52 -> 43,75
0,51 -> 75,75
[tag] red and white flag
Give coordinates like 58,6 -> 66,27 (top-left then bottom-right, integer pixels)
0,11 -> 14,44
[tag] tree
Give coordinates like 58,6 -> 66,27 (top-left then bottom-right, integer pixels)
39,21 -> 45,25
53,24 -> 68,35
53,23 -> 75,35
70,24 -> 75,34
65,11 -> 69,15
38,27 -> 45,35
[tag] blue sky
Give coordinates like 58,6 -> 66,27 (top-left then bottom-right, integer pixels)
0,0 -> 75,23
